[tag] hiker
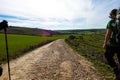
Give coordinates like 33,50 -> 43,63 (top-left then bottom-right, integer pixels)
103,9 -> 120,80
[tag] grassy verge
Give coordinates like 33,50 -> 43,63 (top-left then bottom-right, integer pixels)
65,33 -> 115,80
0,34 -> 68,64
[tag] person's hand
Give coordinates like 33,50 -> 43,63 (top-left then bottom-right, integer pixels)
103,43 -> 107,49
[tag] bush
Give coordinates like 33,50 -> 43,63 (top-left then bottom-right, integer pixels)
68,35 -> 76,40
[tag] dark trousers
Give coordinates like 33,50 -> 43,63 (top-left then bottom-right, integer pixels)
104,45 -> 120,68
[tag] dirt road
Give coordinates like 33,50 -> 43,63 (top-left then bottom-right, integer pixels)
0,39 -> 104,80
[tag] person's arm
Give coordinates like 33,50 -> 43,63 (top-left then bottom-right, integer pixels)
103,29 -> 112,49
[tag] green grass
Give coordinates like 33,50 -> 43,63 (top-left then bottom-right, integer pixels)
0,33 -> 68,64
65,32 -> 115,80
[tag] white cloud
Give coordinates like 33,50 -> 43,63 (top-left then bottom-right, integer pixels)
0,0 -> 120,30
0,0 -> 94,19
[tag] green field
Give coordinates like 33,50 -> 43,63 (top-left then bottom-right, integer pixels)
0,33 -> 68,64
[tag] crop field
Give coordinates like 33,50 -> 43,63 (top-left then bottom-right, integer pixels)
0,33 -> 68,64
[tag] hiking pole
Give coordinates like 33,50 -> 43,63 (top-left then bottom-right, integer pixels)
0,20 -> 11,80
4,27 -> 11,80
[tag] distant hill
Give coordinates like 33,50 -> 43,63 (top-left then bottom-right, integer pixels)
54,29 -> 106,34
0,26 -> 106,36
0,26 -> 59,36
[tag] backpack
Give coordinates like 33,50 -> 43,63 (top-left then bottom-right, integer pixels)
116,8 -> 120,44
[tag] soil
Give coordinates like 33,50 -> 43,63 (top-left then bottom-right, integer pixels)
0,39 -> 105,80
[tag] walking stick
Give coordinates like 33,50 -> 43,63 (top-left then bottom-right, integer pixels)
0,20 -> 11,80
4,28 -> 11,80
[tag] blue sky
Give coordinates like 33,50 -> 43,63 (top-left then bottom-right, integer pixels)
0,0 -> 120,30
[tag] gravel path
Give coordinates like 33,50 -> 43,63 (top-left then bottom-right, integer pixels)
0,39 -> 105,80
